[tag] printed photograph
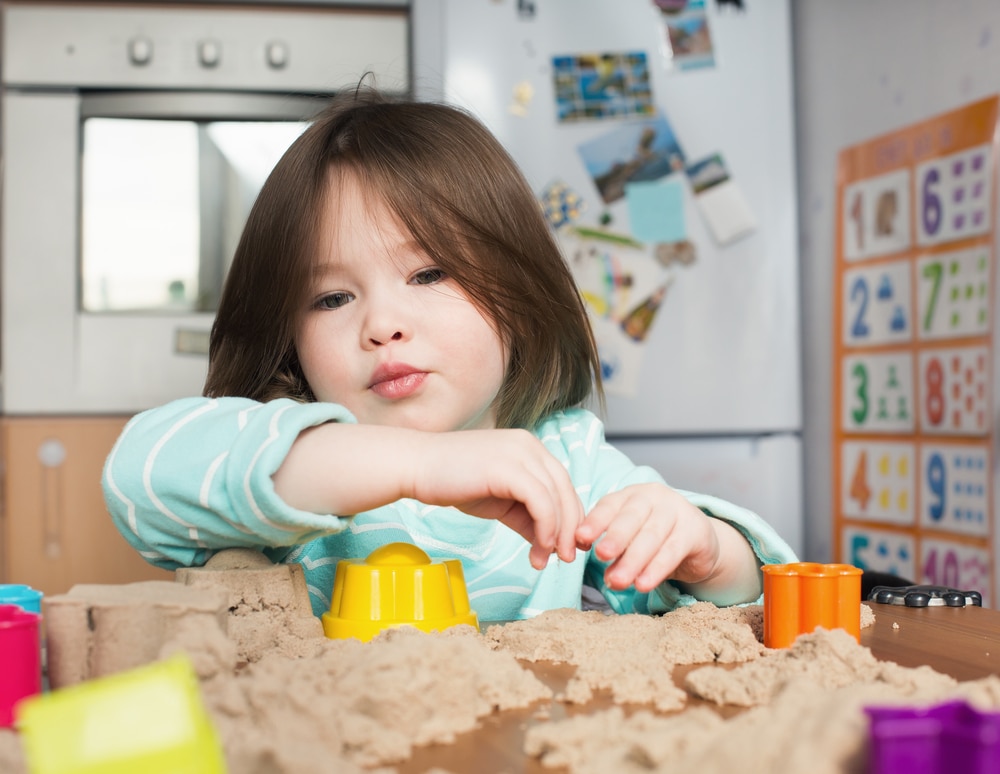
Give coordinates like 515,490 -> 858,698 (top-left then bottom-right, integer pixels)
552,51 -> 654,123
577,113 -> 686,204
658,0 -> 717,71
685,153 -> 730,194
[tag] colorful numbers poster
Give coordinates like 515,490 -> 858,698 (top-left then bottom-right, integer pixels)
833,97 -> 998,605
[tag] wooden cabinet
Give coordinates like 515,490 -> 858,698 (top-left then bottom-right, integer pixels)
0,416 -> 172,595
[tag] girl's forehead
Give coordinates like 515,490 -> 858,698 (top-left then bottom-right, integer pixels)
312,213 -> 425,276
317,169 -> 437,270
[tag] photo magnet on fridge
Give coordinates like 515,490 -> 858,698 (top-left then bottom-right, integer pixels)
577,112 -> 686,204
552,51 -> 655,123
686,152 -> 756,244
654,0 -> 717,72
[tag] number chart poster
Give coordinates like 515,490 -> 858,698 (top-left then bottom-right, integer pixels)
833,97 -> 999,606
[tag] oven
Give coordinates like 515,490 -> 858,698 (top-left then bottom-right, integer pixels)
0,1 -> 410,414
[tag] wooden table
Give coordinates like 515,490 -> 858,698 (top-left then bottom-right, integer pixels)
861,601 -> 1000,681
400,602 -> 1000,773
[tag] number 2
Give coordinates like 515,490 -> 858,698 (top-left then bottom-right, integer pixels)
850,277 -> 871,338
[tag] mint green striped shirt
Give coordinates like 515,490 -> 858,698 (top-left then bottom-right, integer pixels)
103,398 -> 796,620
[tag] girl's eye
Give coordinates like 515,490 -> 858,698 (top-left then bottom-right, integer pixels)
411,267 -> 447,285
316,291 -> 354,310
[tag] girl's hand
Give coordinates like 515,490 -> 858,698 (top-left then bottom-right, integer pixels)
575,482 -> 761,605
412,429 -> 584,570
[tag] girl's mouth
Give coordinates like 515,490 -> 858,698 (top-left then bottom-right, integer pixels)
368,365 -> 427,400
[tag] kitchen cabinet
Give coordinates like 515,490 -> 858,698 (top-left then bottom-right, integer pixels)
0,417 -> 172,595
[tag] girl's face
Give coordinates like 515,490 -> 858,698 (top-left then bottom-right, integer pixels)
295,173 -> 508,432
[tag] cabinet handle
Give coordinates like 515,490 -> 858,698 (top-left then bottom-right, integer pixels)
38,440 -> 66,559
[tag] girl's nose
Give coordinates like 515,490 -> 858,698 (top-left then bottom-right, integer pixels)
362,297 -> 411,348
368,330 -> 404,346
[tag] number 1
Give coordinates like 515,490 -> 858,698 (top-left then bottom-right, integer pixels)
850,191 -> 864,252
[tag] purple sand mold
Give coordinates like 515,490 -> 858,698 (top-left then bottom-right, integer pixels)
866,700 -> 1000,774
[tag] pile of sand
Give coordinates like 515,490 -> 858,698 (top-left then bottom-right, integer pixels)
198,625 -> 551,772
2,556 -> 993,774
684,626 -> 956,706
526,665 -> 1000,774
484,603 -> 765,710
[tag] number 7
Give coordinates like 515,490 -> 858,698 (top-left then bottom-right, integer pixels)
922,261 -> 942,331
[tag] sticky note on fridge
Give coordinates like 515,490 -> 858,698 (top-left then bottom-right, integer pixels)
624,178 -> 686,244
686,153 -> 756,245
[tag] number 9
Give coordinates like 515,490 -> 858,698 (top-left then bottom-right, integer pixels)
927,452 -> 946,522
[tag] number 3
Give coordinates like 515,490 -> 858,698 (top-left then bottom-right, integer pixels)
851,362 -> 869,424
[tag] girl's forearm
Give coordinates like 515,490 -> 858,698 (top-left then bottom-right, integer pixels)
272,422 -> 423,515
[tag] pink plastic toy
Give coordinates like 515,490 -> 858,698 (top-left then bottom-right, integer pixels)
0,603 -> 42,727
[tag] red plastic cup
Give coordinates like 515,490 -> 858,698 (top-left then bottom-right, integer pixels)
0,603 -> 41,727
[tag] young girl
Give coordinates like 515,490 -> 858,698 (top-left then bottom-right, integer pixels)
103,88 -> 795,622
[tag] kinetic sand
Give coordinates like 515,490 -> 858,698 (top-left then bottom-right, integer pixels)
2,551 -> 998,774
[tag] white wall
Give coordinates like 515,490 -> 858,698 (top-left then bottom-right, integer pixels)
793,0 -> 1000,562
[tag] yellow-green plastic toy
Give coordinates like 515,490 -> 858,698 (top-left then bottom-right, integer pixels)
17,653 -> 226,774
323,542 -> 479,642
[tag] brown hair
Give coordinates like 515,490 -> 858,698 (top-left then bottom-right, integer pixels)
205,87 -> 602,430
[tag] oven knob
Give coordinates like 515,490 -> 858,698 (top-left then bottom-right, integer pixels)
127,36 -> 153,66
266,40 -> 289,70
198,39 -> 221,68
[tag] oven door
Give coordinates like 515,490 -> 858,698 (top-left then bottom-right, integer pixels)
2,90 -> 327,414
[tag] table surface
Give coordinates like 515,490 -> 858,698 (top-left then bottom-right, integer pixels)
399,602 -> 1000,773
860,601 -> 1000,681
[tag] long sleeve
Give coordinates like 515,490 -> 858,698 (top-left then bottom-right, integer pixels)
103,396 -> 356,569
534,408 -> 799,614
105,399 -> 799,621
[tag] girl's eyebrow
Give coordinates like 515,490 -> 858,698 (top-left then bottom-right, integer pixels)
390,238 -> 425,260
311,259 -> 343,278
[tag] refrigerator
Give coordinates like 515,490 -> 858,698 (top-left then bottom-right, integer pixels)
414,0 -> 804,555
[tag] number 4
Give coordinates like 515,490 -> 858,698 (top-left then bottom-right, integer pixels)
849,451 -> 872,511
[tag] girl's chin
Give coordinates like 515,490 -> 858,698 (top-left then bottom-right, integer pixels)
366,414 -> 497,433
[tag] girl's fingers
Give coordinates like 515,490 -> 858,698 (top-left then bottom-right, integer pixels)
508,446 -> 582,566
602,509 -> 674,589
575,494 -> 621,547
506,457 -> 574,566
591,493 -> 650,562
632,538 -> 687,592
501,503 -> 551,570
542,455 -> 584,563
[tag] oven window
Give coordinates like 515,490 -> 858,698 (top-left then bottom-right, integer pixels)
81,117 -> 307,313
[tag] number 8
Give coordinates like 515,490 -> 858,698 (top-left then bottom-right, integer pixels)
926,357 -> 944,425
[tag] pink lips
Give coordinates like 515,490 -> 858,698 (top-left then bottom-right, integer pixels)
368,363 -> 427,400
